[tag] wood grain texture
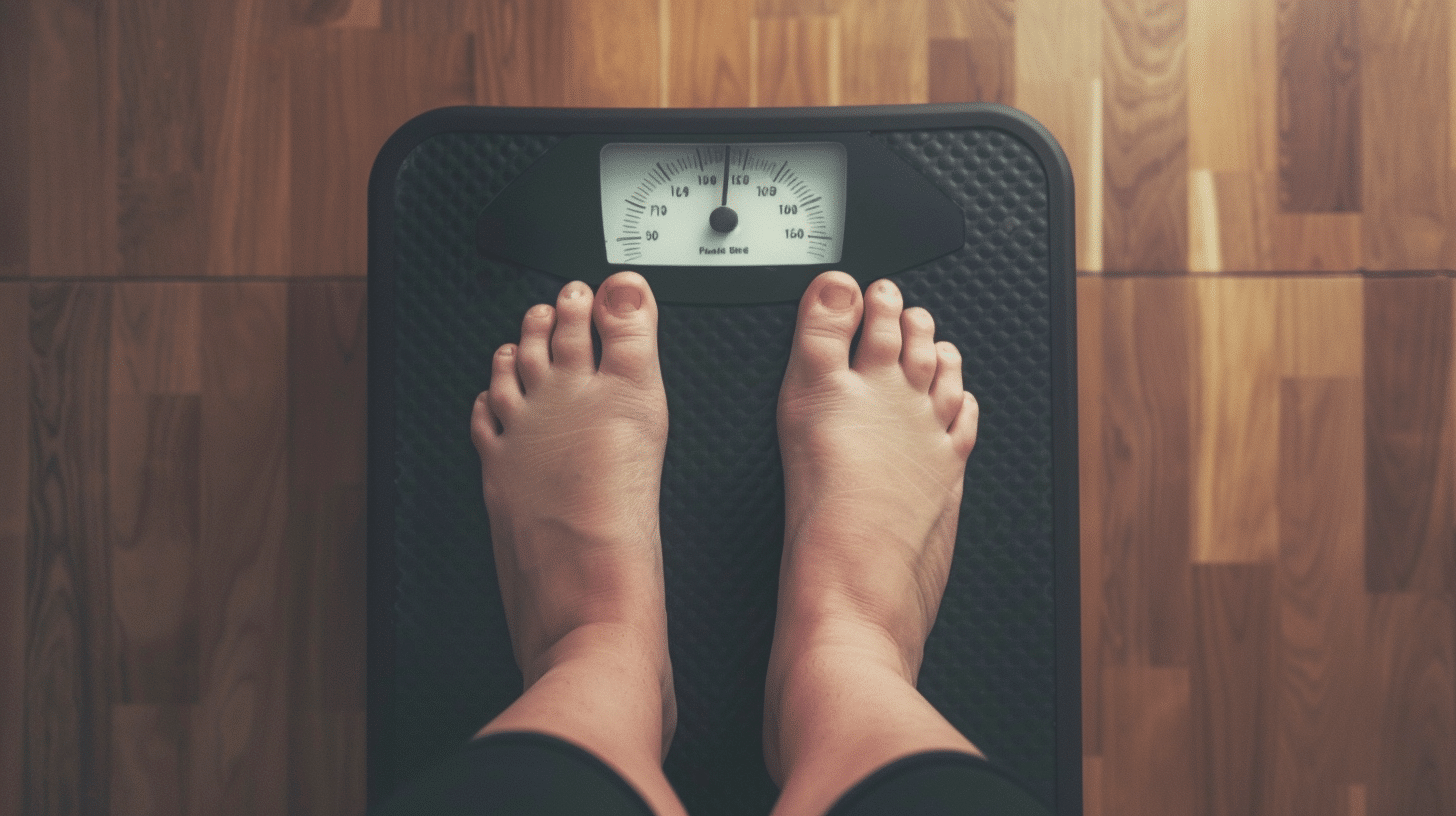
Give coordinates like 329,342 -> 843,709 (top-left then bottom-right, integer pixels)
475,0 -> 566,106
0,284 -> 28,816
1368,593 -> 1456,816
753,14 -> 840,106
926,0 -> 1013,104
1102,0 -> 1188,272
26,284 -> 113,816
192,283 -> 289,816
199,0 -> 290,278
27,0 -> 119,278
1277,0 -> 1360,213
110,705 -> 187,816
563,0 -> 662,107
1360,0 -> 1451,268
1191,564 -> 1275,816
669,0 -> 753,105
0,0 -> 27,278
1363,276 -> 1454,594
284,282 -> 367,815
1101,666 -> 1193,816
288,29 -> 475,278
1099,278 -> 1192,667
836,0 -> 928,104
1191,278 -> 1281,563
1278,277 -> 1363,379
117,0 -> 208,278
1188,0 -> 1275,175
1273,378 -> 1367,816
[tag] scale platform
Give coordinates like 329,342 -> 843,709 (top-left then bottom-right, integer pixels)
367,103 -> 1080,815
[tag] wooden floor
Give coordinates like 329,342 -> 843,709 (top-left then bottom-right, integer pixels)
3,0 -> 1455,814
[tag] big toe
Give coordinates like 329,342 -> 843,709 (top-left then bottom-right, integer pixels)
594,271 -> 661,381
785,271 -> 863,383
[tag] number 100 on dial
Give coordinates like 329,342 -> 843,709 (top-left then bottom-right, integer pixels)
600,142 -> 848,266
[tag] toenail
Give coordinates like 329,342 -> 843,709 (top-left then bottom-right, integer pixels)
528,304 -> 552,318
606,285 -> 643,314
564,284 -> 586,300
498,345 -> 514,357
819,281 -> 856,310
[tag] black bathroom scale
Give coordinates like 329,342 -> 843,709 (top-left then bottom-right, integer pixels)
367,103 -> 1080,814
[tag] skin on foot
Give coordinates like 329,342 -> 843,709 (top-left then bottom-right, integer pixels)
765,270 -> 980,783
469,271 -> 676,746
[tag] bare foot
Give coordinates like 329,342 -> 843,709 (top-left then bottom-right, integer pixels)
765,271 -> 980,810
469,271 -> 677,767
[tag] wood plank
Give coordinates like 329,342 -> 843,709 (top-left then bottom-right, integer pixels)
1013,0 -> 1101,271
191,282 -> 289,815
382,0 -> 566,106
26,283 -> 112,816
836,0 -> 927,105
753,14 -> 840,107
1269,213 -> 1362,272
1191,278 -> 1281,564
1368,593 -> 1456,816
926,0 -> 1013,104
1277,0 -> 1360,213
668,0 -> 752,106
110,283 -> 202,397
288,29 -> 475,277
117,0 -> 208,278
1277,277 -> 1363,379
1191,564 -> 1275,816
108,394 -> 200,705
27,0 -> 119,278
110,704 -> 187,816
0,284 -> 28,816
1188,0 -> 1276,174
284,281 -> 367,815
1272,378 -> 1368,816
1100,278 -> 1192,667
0,0 -> 27,277
563,0 -> 661,107
296,0 -> 382,27
199,0 -> 291,277
1102,0 -> 1188,272
1077,276 -> 1105,755
1360,0 -> 1450,268
475,0 -> 566,106
1363,276 -> 1453,594
1101,666 -> 1193,816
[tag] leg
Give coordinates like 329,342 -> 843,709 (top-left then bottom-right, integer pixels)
470,271 -> 686,816
765,272 -> 982,816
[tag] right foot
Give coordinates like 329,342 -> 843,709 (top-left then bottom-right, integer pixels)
765,271 -> 979,781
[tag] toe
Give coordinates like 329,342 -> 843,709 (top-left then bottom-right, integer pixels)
949,391 -> 980,458
852,279 -> 905,372
900,307 -> 938,391
785,271 -> 864,384
517,304 -> 554,390
929,341 -> 966,428
470,391 -> 500,454
486,343 -> 525,426
594,271 -> 661,381
550,281 -> 595,373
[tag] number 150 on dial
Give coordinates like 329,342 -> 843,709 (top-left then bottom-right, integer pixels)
600,142 -> 848,266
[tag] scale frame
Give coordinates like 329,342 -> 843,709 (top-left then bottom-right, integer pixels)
368,103 -> 1080,814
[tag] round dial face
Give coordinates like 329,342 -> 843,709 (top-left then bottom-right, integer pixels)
600,142 -> 848,266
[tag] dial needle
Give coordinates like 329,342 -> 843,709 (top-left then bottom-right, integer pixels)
722,146 -> 730,205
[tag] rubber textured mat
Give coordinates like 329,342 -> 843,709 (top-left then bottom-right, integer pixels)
368,104 -> 1080,815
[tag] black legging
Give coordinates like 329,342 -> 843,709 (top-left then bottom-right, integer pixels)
373,732 -> 1053,815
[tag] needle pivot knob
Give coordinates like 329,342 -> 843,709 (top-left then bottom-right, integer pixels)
709,206 -> 738,233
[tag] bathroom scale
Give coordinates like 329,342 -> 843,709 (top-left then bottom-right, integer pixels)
367,103 -> 1080,814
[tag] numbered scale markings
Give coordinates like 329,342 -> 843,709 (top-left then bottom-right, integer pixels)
600,142 -> 848,266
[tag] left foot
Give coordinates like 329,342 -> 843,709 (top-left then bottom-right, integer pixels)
470,271 -> 675,745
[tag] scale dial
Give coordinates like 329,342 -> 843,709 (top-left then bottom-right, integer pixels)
600,142 -> 848,266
